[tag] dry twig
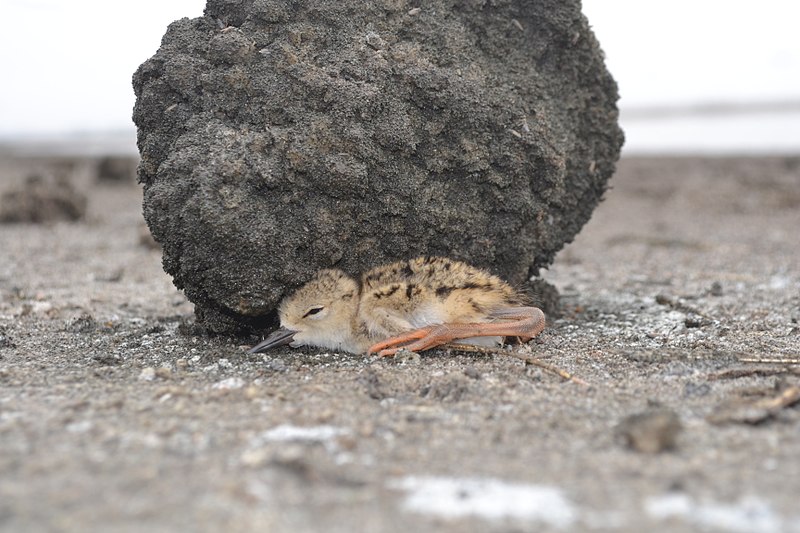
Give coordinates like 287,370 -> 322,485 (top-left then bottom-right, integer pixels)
445,343 -> 589,386
708,386 -> 800,425
709,366 -> 800,381
738,357 -> 800,365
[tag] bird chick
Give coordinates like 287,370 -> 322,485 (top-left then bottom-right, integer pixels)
249,256 -> 545,357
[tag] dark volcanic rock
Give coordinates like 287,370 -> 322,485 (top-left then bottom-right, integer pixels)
95,156 -> 138,183
0,175 -> 87,224
133,0 -> 623,334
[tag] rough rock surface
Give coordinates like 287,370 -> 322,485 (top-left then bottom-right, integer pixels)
132,0 -> 623,334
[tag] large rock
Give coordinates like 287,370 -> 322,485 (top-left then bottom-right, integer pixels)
133,0 -> 624,334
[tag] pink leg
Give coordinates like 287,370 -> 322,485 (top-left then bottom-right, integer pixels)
367,307 -> 545,357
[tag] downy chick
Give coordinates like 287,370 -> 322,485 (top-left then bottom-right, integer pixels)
249,257 -> 545,357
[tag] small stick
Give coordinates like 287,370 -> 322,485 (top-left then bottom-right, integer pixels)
738,357 -> 800,365
506,350 -> 591,386
709,366 -> 800,381
445,343 -> 590,386
758,386 -> 800,411
708,386 -> 800,425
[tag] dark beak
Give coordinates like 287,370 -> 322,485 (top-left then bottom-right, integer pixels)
248,327 -> 297,353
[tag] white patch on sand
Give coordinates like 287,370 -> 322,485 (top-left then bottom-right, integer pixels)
645,493 -> 783,533
211,376 -> 245,390
244,425 -> 351,463
390,476 -> 576,528
258,424 -> 348,443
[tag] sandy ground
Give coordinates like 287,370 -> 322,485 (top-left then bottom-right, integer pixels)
1,153 -> 799,532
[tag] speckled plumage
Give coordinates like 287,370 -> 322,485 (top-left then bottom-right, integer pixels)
250,257 -> 545,356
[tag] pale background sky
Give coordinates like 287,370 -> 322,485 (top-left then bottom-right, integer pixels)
1,0 -> 798,153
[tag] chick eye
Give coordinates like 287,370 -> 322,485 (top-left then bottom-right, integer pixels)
302,306 -> 324,318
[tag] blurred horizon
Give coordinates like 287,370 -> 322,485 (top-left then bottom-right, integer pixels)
1,0 -> 798,155
4,102 -> 800,157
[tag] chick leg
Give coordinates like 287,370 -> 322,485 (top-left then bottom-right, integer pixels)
368,306 -> 545,357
